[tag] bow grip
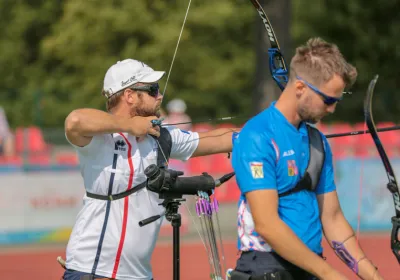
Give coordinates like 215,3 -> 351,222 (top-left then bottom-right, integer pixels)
151,119 -> 162,127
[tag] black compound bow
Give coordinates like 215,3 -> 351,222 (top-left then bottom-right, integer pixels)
364,74 -> 400,263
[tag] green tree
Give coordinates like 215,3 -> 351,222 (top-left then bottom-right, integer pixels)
0,0 -> 62,126
3,0 -> 397,129
1,0 -> 256,128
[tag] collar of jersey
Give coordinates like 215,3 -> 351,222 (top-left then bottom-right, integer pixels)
270,101 -> 308,136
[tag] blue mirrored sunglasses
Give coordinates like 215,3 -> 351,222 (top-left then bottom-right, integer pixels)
296,76 -> 343,106
130,83 -> 160,97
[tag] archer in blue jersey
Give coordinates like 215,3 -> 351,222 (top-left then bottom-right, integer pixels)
234,100 -> 335,255
229,38 -> 382,280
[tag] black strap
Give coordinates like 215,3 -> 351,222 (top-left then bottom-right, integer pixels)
229,270 -> 294,280
279,124 -> 325,197
86,128 -> 172,201
154,127 -> 172,168
86,180 -> 148,201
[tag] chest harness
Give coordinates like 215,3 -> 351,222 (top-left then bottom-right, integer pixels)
278,124 -> 325,197
86,128 -> 172,201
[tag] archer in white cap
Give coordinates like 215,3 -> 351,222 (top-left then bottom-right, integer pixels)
63,58 -> 240,280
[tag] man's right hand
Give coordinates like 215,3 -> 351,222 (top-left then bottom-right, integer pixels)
128,116 -> 161,138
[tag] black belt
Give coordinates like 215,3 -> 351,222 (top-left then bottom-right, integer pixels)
229,269 -> 294,280
86,181 -> 147,201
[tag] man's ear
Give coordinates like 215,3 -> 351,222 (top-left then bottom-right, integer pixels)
124,89 -> 134,103
295,80 -> 306,98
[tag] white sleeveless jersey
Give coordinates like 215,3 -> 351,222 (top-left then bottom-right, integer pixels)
65,127 -> 199,279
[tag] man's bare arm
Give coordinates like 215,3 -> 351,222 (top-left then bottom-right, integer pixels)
191,128 -> 239,157
318,191 -> 383,280
65,108 -> 159,147
246,189 -> 345,279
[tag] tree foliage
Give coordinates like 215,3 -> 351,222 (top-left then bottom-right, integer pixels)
0,0 -> 398,129
0,0 -> 254,128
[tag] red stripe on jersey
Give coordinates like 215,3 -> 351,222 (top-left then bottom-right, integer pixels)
112,133 -> 134,278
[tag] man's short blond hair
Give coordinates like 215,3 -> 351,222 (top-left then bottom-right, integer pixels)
289,37 -> 357,88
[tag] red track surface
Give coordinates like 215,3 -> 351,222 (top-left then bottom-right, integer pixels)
0,234 -> 398,279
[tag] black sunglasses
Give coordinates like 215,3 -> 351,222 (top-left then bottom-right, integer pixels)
130,83 -> 160,97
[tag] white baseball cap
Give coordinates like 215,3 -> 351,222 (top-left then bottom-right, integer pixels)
103,59 -> 165,98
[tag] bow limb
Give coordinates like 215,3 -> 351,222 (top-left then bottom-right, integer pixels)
249,0 -> 288,91
363,74 -> 400,263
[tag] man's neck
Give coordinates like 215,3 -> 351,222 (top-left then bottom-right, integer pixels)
112,107 -> 133,118
274,91 -> 302,129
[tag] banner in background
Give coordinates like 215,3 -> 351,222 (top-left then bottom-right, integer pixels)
0,172 -> 187,245
0,158 -> 397,245
334,158 -> 398,231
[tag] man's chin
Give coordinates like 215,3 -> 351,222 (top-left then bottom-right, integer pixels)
131,109 -> 160,118
302,117 -> 319,124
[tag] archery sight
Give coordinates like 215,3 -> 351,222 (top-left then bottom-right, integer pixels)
144,163 -> 235,197
138,164 -> 235,227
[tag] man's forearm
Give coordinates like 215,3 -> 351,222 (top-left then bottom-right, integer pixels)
217,128 -> 239,153
65,108 -> 130,137
193,128 -> 240,156
258,218 -> 334,278
323,213 -> 382,280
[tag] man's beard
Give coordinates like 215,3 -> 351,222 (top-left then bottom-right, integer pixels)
298,108 -> 320,124
297,98 -> 320,124
130,95 -> 161,118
